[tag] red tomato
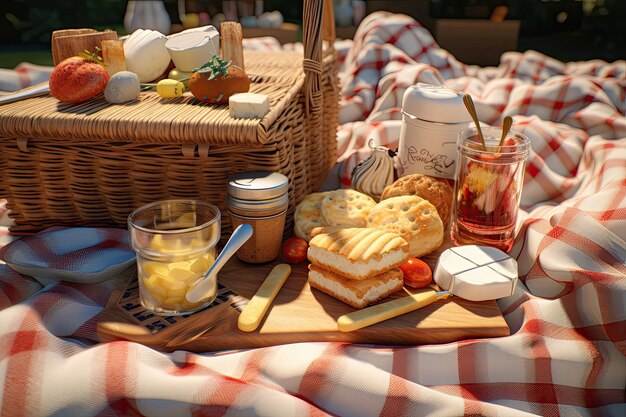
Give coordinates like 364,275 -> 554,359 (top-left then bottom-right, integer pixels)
399,257 -> 432,288
49,56 -> 109,103
281,237 -> 309,264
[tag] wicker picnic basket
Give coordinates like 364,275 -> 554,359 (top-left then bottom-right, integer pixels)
0,0 -> 338,239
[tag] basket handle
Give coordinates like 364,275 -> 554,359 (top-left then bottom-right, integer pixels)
322,0 -> 336,43
302,0 -> 335,117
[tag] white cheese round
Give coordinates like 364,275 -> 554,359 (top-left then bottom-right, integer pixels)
434,245 -> 518,301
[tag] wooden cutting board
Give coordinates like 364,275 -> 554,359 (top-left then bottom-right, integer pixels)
97,247 -> 510,351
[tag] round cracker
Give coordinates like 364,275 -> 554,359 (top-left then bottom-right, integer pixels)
294,192 -> 328,241
320,189 -> 376,228
367,195 -> 443,257
381,174 -> 453,228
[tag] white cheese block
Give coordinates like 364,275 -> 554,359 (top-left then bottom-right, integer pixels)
434,245 -> 517,301
229,93 -> 270,119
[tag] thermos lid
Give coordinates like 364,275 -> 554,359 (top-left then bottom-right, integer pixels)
227,194 -> 288,213
402,83 -> 470,124
227,171 -> 289,200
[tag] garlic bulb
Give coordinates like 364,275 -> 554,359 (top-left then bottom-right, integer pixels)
351,145 -> 396,201
124,29 -> 170,83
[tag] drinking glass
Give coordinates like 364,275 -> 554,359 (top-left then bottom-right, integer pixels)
128,200 -> 221,315
450,127 -> 530,253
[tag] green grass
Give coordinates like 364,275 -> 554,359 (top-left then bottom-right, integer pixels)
0,51 -> 53,69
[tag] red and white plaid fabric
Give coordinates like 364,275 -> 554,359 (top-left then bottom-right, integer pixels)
0,63 -> 53,92
1,13 -> 625,416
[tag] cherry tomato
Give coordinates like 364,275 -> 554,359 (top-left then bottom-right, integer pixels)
281,237 -> 309,264
399,257 -> 432,288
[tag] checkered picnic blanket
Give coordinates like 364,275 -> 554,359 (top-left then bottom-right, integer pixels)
0,12 -> 625,416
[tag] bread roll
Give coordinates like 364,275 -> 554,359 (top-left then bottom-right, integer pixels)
320,189 -> 376,228
367,196 -> 443,257
381,174 -> 453,228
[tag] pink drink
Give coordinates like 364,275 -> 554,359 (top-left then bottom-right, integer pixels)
450,127 -> 530,253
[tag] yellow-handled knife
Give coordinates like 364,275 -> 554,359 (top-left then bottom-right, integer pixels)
237,264 -> 292,332
337,290 -> 451,332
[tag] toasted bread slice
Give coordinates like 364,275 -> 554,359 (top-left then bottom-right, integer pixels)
308,264 -> 404,309
307,227 -> 409,280
308,225 -> 351,239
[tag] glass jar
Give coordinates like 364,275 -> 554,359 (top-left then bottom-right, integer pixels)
450,127 -> 530,253
128,200 -> 221,315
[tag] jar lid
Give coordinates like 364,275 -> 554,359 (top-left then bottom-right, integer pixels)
402,83 -> 470,124
227,194 -> 288,212
227,171 -> 289,200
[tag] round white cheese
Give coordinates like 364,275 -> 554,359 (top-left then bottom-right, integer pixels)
434,245 -> 518,301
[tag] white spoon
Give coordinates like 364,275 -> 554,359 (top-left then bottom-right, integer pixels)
185,223 -> 253,303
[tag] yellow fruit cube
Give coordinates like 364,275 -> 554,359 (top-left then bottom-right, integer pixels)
207,250 -> 216,261
154,274 -> 183,291
189,237 -> 207,250
143,261 -> 170,277
149,234 -> 167,251
143,275 -> 168,298
167,281 -> 189,298
168,268 -> 196,282
175,212 -> 197,228
189,257 -> 209,274
168,261 -> 192,271
163,297 -> 184,309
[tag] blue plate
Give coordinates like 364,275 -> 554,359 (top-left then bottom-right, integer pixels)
2,227 -> 136,285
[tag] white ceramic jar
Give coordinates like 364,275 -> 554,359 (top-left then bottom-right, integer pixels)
124,1 -> 172,35
397,83 -> 471,180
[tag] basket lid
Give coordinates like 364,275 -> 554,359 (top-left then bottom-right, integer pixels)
227,171 -> 289,200
0,50 -> 307,146
402,83 -> 469,124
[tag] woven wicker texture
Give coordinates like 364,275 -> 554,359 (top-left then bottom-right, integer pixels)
0,0 -> 338,238
0,51 -> 304,146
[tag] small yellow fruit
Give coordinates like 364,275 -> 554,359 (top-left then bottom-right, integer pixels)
156,79 -> 185,98
168,68 -> 192,88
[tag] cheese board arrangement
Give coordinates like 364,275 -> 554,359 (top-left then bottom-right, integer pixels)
95,158 -> 527,351
92,76 -> 530,351
96,239 -> 511,352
